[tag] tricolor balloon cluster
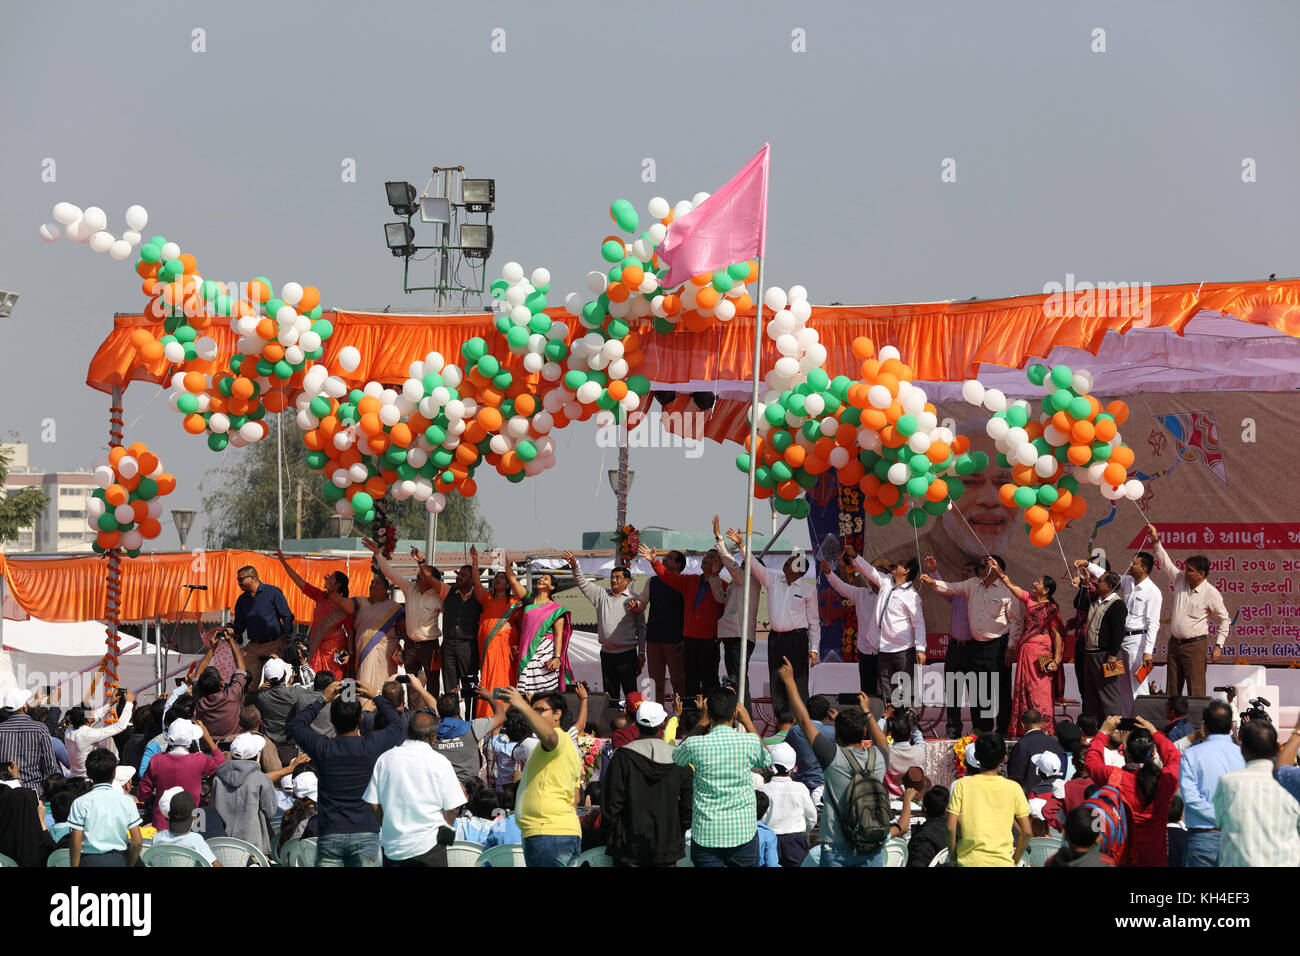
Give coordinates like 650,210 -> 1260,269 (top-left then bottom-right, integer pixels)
961,364 -> 1139,546
564,196 -> 759,339
40,202 -> 146,260
737,291 -> 983,525
85,444 -> 177,556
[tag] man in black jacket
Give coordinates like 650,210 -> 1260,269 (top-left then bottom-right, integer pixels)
602,700 -> 692,867
904,786 -> 951,867
1079,572 -> 1129,721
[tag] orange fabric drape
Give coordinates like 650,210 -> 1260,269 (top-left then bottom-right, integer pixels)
0,551 -> 374,624
85,281 -> 1300,394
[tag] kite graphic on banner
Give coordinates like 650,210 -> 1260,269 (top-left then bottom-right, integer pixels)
1153,410 -> 1228,484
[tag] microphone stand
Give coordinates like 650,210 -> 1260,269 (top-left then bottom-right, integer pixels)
162,586 -> 199,695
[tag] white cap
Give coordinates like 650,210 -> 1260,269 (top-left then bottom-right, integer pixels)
262,658 -> 290,683
230,732 -> 264,760
166,718 -> 203,749
770,742 -> 798,773
293,772 -> 318,802
964,742 -> 980,769
1028,797 -> 1048,821
2,689 -> 32,711
159,786 -> 186,816
635,700 -> 668,728
1031,751 -> 1063,778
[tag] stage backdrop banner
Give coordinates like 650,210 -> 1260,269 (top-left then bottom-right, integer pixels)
820,390 -> 1300,668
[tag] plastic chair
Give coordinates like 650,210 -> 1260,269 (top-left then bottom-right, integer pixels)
276,838 -> 297,866
1027,836 -> 1062,867
0,852 -> 17,867
447,842 -> 485,867
206,836 -> 271,868
475,843 -> 526,867
928,847 -> 950,867
46,848 -> 71,867
571,846 -> 614,867
800,845 -> 823,867
143,844 -> 213,867
883,838 -> 909,867
288,837 -> 317,867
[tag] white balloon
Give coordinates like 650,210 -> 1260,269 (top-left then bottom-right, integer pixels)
402,378 -> 424,403
377,403 -> 400,427
519,352 -> 543,374
122,229 -> 142,246
331,469 -> 351,488
86,497 -> 105,519
125,205 -> 148,231
90,230 -> 114,253
908,432 -> 932,454
983,388 -> 1007,413
66,219 -> 90,242
160,242 -> 180,259
1014,443 -> 1039,466
790,300 -> 813,324
764,287 -> 788,312
1087,462 -> 1109,484
648,196 -> 670,219
1035,455 -> 1058,478
502,261 -> 525,283
888,462 -> 910,485
239,422 -> 263,442
774,357 -> 800,380
281,282 -> 304,305
426,493 -> 447,514
117,456 -> 139,479
576,381 -> 602,404
121,529 -> 144,550
787,284 -> 808,304
295,410 -> 317,431
335,500 -> 354,517
1124,479 -> 1144,500
52,202 -> 82,225
673,200 -> 693,218
804,343 -> 828,368
986,417 -> 1010,441
1043,424 -> 1068,446
804,394 -> 826,418
828,446 -> 851,470
541,362 -> 563,382
93,465 -> 114,488
961,379 -> 985,405
442,366 -> 463,388
338,346 -> 361,372
412,481 -> 432,502
348,463 -> 369,484
901,390 -> 926,417
1072,370 -> 1093,395
867,384 -> 892,409
113,503 -> 135,524
39,222 -> 61,242
81,206 -> 107,232
586,271 -> 607,295
647,222 -> 667,244
163,341 -> 185,363
444,399 -> 465,420
532,410 -> 554,433
775,333 -> 800,356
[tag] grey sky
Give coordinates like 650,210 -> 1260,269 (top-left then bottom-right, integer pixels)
3,0 -> 1298,552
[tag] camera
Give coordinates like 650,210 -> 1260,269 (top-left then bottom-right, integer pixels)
492,687 -> 512,701
281,634 -> 311,667
1241,696 -> 1272,725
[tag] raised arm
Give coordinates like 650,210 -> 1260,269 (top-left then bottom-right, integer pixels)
847,545 -> 886,591
410,547 -> 452,599
275,549 -> 310,595
777,658 -> 820,747
503,686 -> 558,751
573,682 -> 589,735
470,545 -> 489,602
1147,526 -> 1180,586
821,558 -> 865,602
991,562 -> 1029,605
503,552 -> 528,601
363,539 -> 409,594
562,550 -> 601,606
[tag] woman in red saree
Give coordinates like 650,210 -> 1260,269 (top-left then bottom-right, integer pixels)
515,571 -> 574,696
992,563 -> 1063,735
473,554 -> 528,719
275,550 -> 355,678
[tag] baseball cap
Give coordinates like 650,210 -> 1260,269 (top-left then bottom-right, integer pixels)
624,692 -> 644,713
635,700 -> 667,728
964,742 -> 980,770
230,732 -> 265,760
262,658 -> 290,683
159,786 -> 186,817
770,742 -> 797,773
166,718 -> 202,749
1031,751 -> 1063,778
293,772 -> 318,802
2,689 -> 32,711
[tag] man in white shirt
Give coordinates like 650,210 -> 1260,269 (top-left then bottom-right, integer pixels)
921,555 -> 1023,734
365,539 -> 450,691
1213,720 -> 1300,867
1084,550 -> 1162,699
715,522 -> 763,705
65,690 -> 135,778
846,545 -> 926,706
818,551 -> 885,701
749,552 -> 820,710
363,711 -> 467,867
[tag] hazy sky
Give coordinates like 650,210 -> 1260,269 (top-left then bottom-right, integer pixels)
3,1 -> 1298,552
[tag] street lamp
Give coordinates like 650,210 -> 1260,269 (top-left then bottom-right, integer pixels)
0,290 -> 18,319
171,509 -> 195,550
327,514 -> 354,538
606,470 -> 635,495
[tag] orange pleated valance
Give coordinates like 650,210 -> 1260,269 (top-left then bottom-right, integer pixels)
85,280 -> 1300,395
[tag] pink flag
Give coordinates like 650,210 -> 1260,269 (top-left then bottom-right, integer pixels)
657,143 -> 769,288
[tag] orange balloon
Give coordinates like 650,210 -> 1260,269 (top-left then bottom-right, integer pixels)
248,278 -> 271,302
263,343 -> 285,363
461,478 -> 478,497
875,372 -> 899,397
878,484 -> 901,507
836,423 -> 858,446
183,413 -> 207,435
130,500 -> 150,522
804,456 -> 829,476
1053,490 -> 1073,512
1071,420 -> 1095,444
777,480 -> 801,500
859,475 -> 883,496
304,429 -> 325,451
734,292 -> 753,314
109,447 -> 127,467
120,474 -> 140,493
1067,443 -> 1092,466
1109,444 -> 1135,468
97,531 -> 122,550
1066,497 -> 1088,520
138,452 -> 159,475
1051,513 -> 1070,531
1012,464 -> 1036,486
1025,505 -> 1049,526
105,484 -> 128,506
480,387 -> 504,408
784,445 -> 806,468
183,371 -> 207,393
390,423 -> 413,448
365,476 -> 387,497
998,483 -> 1019,508
256,318 -> 276,340
608,380 -> 628,401
927,441 -> 951,464
231,378 -> 255,400
661,294 -> 681,316
606,282 -> 630,303
860,409 -> 887,432
951,436 -> 970,455
621,264 -> 644,288
884,402 -> 903,425
837,461 -> 865,485
860,359 -> 882,382
156,473 -> 176,496
298,286 -> 321,312
1029,522 -> 1055,547
139,518 -> 162,539
1103,462 -> 1127,486
925,480 -> 948,502
689,271 -> 713,287
1094,418 -> 1118,442
514,394 -> 536,416
476,407 -> 503,432
851,337 -> 875,360
694,287 -> 719,311
464,421 -> 487,444
262,390 -> 288,413
1106,400 -> 1129,425
359,413 -> 383,435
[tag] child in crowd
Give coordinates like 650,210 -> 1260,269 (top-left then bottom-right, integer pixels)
150,787 -> 221,865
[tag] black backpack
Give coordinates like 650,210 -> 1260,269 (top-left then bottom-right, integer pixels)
825,745 -> 891,854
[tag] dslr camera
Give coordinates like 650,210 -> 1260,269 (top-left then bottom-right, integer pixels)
1241,696 -> 1272,725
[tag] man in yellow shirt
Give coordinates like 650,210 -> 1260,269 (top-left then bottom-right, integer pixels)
946,732 -> 1031,867
503,687 -> 582,867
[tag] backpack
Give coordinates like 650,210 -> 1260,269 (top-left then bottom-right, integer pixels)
825,745 -> 891,855
1082,783 -> 1130,863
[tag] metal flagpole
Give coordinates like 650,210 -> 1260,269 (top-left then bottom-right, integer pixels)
737,258 -> 765,709
276,412 -> 285,548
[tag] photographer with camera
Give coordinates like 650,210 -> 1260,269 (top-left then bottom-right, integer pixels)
193,626 -> 250,742
1085,714 -> 1181,866
257,657 -> 319,753
1177,700 -> 1243,867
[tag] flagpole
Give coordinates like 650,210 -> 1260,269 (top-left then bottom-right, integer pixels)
737,256 -> 764,710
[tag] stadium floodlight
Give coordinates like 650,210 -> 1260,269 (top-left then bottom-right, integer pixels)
384,181 -> 418,216
461,178 -> 495,212
459,224 -> 493,259
384,222 -> 416,257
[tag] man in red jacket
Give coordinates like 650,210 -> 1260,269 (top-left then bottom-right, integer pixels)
1084,714 -> 1180,866
639,544 -> 726,697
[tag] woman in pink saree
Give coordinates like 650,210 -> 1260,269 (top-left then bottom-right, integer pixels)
515,571 -> 574,695
992,563 -> 1064,735
276,551 -> 355,678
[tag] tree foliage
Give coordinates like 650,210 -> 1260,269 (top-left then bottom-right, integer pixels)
201,412 -> 492,549
0,446 -> 49,544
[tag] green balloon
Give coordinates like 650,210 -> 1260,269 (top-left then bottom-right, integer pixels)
492,371 -> 513,391
524,292 -> 547,314
944,477 -> 964,499
841,407 -> 862,427
727,262 -> 750,281
610,199 -> 639,233
273,360 -> 293,380
424,424 -> 446,446
801,421 -> 822,441
1013,486 -> 1037,509
1036,485 -> 1059,506
506,470 -> 526,484
606,318 -> 629,340
564,370 -> 587,391
544,340 -> 568,363
517,440 -> 538,462
968,451 -> 990,472
176,393 -> 199,414
309,396 -> 332,418
462,337 -> 487,362
906,475 -> 929,498
384,447 -> 407,467
873,460 -> 892,482
923,499 -> 948,516
626,375 -> 651,396
265,298 -> 284,319
356,508 -> 376,524
711,272 -> 734,294
494,315 -> 511,335
773,497 -> 795,516
770,430 -> 792,452
735,453 -> 751,473
1005,405 -> 1029,428
1068,396 -> 1092,421
305,306 -> 323,321
652,317 -> 675,335
97,513 -> 118,532
908,455 -> 931,476
351,492 -> 374,513
1059,474 -> 1080,494
870,510 -> 894,526
795,469 -> 818,490
906,508 -> 927,528
896,414 -> 917,437
477,355 -> 500,377
1027,364 -> 1048,386
139,244 -> 161,263
806,369 -> 830,392
764,404 -> 787,427
755,465 -> 775,488
785,393 -> 807,416
312,319 -> 334,340
490,279 -> 509,298
771,461 -> 793,483
305,449 -> 329,470
792,499 -> 810,520
433,448 -> 455,468
601,239 -> 625,263
1050,365 -> 1073,389
528,314 -> 552,335
173,324 -> 196,344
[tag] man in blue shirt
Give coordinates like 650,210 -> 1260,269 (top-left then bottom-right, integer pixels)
1164,696 -> 1193,743
233,565 -> 295,685
1178,700 -> 1244,867
785,694 -> 833,797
